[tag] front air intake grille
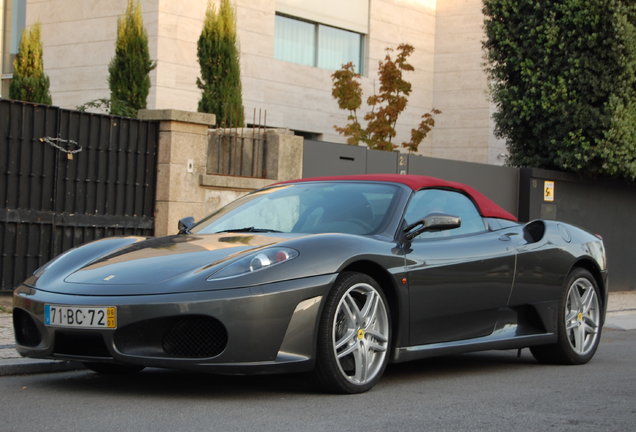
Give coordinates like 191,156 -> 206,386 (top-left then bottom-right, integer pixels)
53,332 -> 111,357
13,309 -> 42,347
162,316 -> 228,358
114,315 -> 227,359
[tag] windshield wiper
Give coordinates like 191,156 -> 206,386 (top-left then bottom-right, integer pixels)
214,227 -> 283,234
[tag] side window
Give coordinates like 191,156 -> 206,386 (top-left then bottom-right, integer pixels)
403,189 -> 486,238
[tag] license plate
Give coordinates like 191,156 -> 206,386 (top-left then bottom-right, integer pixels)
44,305 -> 117,329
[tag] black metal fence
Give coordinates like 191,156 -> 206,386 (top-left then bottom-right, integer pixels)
0,99 -> 158,291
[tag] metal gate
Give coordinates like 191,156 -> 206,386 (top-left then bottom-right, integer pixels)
0,99 -> 158,291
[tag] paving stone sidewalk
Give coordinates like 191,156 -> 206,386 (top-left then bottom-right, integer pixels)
0,313 -> 15,359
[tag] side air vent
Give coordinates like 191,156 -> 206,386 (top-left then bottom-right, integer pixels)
523,220 -> 546,243
13,309 -> 42,347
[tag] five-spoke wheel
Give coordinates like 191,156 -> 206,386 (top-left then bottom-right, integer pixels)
315,272 -> 391,393
564,275 -> 601,356
531,268 -> 602,364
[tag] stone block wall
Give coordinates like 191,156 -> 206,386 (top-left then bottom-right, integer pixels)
140,109 -> 303,236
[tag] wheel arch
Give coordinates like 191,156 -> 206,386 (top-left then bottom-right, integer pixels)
570,258 -> 608,319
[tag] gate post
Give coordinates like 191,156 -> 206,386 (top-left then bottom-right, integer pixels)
138,109 -> 216,237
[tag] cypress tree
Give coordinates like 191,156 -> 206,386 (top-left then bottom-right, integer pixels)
108,0 -> 155,117
197,0 -> 244,127
9,22 -> 52,105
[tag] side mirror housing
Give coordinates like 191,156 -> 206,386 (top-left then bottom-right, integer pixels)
178,216 -> 196,234
403,213 -> 461,240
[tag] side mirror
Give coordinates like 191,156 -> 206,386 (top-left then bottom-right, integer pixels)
178,216 -> 196,234
403,213 -> 461,240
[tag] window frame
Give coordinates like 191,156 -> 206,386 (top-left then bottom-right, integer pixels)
274,13 -> 364,74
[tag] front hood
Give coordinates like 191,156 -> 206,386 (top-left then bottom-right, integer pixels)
64,233 -> 284,285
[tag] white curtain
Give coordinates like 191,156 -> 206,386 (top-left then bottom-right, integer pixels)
275,14 -> 362,73
317,25 -> 361,73
274,15 -> 316,67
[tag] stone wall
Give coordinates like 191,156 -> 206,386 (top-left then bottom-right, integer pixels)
138,109 -> 215,236
140,109 -> 303,236
199,129 -> 303,230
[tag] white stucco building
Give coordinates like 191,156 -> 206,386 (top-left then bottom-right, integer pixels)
1,0 -> 506,164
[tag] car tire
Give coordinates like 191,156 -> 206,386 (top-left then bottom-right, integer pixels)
314,272 -> 391,394
530,268 -> 603,365
83,362 -> 145,374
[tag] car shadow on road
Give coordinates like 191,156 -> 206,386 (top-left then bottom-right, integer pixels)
39,368 -> 319,397
381,349 -> 538,385
35,349 -> 540,397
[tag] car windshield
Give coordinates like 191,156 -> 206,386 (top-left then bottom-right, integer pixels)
191,182 -> 402,236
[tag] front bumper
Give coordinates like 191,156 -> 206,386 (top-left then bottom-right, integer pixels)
13,274 -> 335,374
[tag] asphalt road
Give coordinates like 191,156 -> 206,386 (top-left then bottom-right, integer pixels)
1,329 -> 634,432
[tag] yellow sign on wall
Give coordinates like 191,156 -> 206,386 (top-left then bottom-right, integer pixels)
544,181 -> 555,202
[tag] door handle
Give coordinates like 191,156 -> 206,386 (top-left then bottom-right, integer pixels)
498,232 -> 518,241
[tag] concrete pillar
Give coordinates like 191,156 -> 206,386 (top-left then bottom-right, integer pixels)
138,109 -> 216,237
266,129 -> 303,182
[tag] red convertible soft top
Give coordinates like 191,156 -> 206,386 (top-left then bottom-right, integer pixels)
279,174 -> 518,222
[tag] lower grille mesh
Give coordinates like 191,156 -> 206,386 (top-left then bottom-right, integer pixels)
162,316 -> 227,358
114,315 -> 227,359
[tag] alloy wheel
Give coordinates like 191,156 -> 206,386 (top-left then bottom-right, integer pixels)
564,276 -> 600,356
331,282 -> 390,385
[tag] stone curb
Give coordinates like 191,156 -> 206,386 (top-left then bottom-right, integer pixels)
0,357 -> 84,377
604,312 -> 636,332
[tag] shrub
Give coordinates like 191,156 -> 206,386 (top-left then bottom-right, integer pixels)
483,0 -> 636,181
9,22 -> 52,105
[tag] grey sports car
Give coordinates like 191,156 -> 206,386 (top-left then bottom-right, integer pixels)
13,174 -> 607,393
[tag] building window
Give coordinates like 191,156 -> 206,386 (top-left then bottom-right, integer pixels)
2,0 -> 26,73
2,0 -> 26,96
274,14 -> 363,73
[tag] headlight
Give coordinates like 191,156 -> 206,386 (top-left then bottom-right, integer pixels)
207,247 -> 299,280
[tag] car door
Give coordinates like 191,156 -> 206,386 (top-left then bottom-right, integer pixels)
404,189 -> 516,346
